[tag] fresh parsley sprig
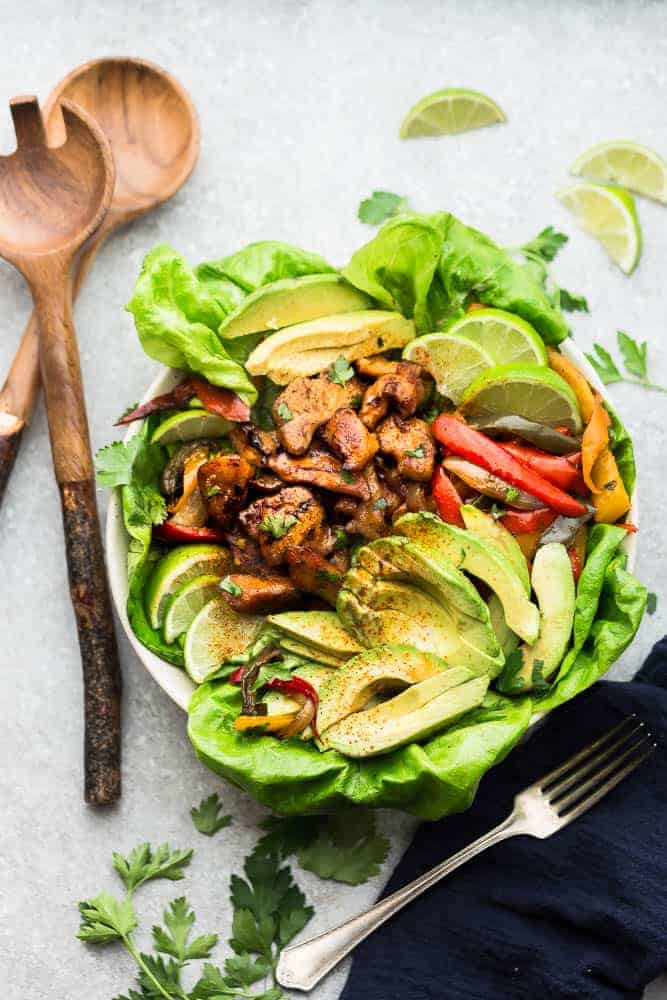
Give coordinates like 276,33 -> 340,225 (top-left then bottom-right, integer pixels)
517,226 -> 589,314
586,331 -> 667,394
358,191 -> 411,225
191,794 -> 233,837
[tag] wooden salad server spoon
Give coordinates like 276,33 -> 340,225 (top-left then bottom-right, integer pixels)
0,96 -> 120,804
0,57 -> 200,503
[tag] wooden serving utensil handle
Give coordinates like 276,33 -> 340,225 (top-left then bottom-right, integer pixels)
35,265 -> 122,806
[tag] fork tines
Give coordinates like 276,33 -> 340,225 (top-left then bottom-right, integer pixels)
538,715 -> 656,820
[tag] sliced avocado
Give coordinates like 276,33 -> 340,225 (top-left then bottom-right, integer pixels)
337,539 -> 504,676
316,644 -> 446,734
267,610 -> 362,658
321,675 -> 489,758
498,542 -> 575,694
396,512 -> 539,644
218,274 -> 373,339
246,310 -> 416,381
488,593 -> 519,659
460,505 -> 530,594
277,637 -> 347,668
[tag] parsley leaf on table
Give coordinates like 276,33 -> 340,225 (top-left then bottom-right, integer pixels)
78,894 -> 138,944
191,794 -> 233,837
152,897 -> 218,963
520,225 -> 569,263
112,843 -> 194,893
586,331 -> 667,393
297,811 -> 389,885
328,355 -> 355,385
358,190 -> 411,225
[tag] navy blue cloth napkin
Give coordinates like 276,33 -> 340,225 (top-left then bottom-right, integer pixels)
341,639 -> 667,1000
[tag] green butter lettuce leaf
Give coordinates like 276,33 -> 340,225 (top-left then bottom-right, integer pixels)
343,212 -> 570,343
606,403 -> 636,495
187,524 -> 645,819
126,245 -> 257,405
127,551 -> 185,667
201,240 -> 336,294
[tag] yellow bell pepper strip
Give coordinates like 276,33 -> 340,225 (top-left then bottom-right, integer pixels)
581,398 -> 611,494
547,348 -> 596,423
591,447 -> 631,523
234,712 -> 299,733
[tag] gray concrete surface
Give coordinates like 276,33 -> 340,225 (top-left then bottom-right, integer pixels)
0,1 -> 665,997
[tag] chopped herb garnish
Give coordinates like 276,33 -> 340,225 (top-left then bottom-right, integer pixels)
406,444 -> 425,459
374,497 -> 388,511
316,568 -> 340,584
334,528 -> 349,551
260,512 -> 297,540
220,576 -> 243,597
505,487 -> 521,503
204,484 -> 223,498
341,469 -> 356,484
277,401 -> 293,421
328,355 -> 355,385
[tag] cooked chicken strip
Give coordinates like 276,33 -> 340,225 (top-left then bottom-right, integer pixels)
219,574 -> 301,614
344,462 -> 401,540
268,448 -> 370,499
239,487 -> 325,567
198,453 -> 256,529
286,547 -> 344,607
359,361 -> 433,430
377,415 -> 436,482
273,374 -> 363,455
321,407 -> 379,471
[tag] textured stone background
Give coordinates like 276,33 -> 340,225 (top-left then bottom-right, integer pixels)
0,1 -> 665,997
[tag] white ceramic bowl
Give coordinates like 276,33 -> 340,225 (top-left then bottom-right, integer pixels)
106,340 -> 638,712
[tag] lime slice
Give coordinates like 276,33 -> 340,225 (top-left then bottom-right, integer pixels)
400,88 -> 506,138
144,544 -> 232,630
151,410 -> 231,445
571,141 -> 667,204
442,309 -> 547,367
184,595 -> 261,684
460,363 -> 582,433
557,182 -> 641,274
403,332 -> 494,404
162,574 -> 222,645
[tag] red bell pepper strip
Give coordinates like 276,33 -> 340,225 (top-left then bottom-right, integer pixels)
265,677 -> 320,738
568,545 -> 583,582
431,466 -> 464,526
500,508 -> 558,535
153,520 -> 226,544
499,443 -> 585,493
618,522 -> 638,534
116,376 -> 250,425
229,666 -> 245,684
432,415 -> 587,517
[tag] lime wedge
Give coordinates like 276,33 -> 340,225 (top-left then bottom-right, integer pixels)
400,88 -> 506,138
442,309 -> 547,368
184,596 -> 261,684
460,363 -> 582,433
571,141 -> 667,204
162,574 -> 222,645
151,410 -> 231,445
144,544 -> 232,630
403,332 -> 494,403
557,182 -> 641,274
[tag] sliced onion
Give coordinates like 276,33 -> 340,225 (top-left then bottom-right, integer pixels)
442,457 -> 543,510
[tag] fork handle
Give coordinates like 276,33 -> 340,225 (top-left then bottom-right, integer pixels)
35,267 -> 122,806
277,812 -> 520,992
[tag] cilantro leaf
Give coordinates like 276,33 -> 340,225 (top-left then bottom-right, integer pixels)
229,909 -> 276,958
77,893 -> 137,944
505,487 -> 520,503
220,576 -> 243,597
617,330 -> 648,380
254,816 -> 323,859
112,843 -> 193,893
123,483 -> 167,529
276,401 -> 292,422
152,897 -> 218,962
647,592 -> 658,615
191,793 -> 233,837
520,226 -> 569,263
405,444 -> 425,459
358,190 -> 411,225
340,469 -> 355,484
328,355 -> 355,385
94,438 -> 143,489
373,497 -> 388,511
496,648 -> 526,694
586,343 -> 623,385
224,952 -> 272,987
137,953 -> 183,997
297,811 -> 389,886
558,288 -> 589,313
260,513 -> 298,540
334,527 -> 349,551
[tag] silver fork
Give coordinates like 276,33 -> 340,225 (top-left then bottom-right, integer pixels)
277,716 -> 655,992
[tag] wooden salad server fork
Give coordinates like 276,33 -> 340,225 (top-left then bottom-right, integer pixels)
0,96 -> 120,804
0,57 -> 200,503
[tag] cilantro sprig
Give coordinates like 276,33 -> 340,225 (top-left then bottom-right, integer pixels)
517,226 -> 589,314
586,331 -> 667,394
358,191 -> 411,225
191,794 -> 233,837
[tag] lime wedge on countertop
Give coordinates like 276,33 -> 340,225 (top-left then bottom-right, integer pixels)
151,409 -> 231,445
442,309 -> 548,368
460,363 -> 582,433
571,141 -> 667,204
557,182 -> 641,274
162,574 -> 222,645
184,595 -> 261,684
144,545 -> 233,630
403,332 -> 494,404
400,88 -> 506,138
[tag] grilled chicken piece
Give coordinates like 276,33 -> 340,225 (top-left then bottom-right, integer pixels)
333,496 -> 358,520
219,574 -> 301,614
251,472 -> 284,494
238,487 -> 325,567
268,448 -> 370,499
344,463 -> 401,540
198,453 -> 256,529
308,522 -> 340,558
377,415 -> 436,482
273,374 -> 363,455
359,361 -> 433,430
404,481 -> 437,514
224,527 -> 268,575
286,547 -> 344,607
245,426 -> 279,457
320,407 -> 378,471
